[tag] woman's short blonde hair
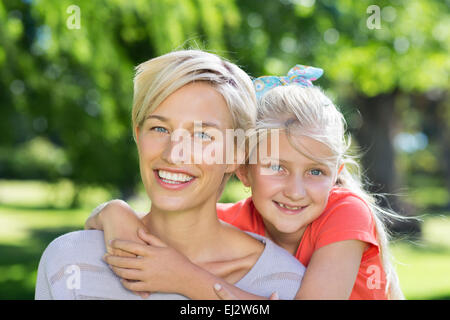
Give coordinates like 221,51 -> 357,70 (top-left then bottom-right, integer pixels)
132,50 -> 257,139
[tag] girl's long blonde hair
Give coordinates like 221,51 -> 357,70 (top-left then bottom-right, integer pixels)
256,85 -> 405,299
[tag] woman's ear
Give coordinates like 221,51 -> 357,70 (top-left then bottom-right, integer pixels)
235,165 -> 251,187
134,126 -> 140,144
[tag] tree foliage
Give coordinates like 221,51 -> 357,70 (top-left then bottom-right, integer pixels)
0,0 -> 240,195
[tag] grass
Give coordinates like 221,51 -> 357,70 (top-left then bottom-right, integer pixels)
0,205 -> 88,299
392,243 -> 450,299
0,179 -> 449,300
391,215 -> 450,300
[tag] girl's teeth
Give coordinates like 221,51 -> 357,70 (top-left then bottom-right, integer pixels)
278,202 -> 300,210
158,170 -> 194,183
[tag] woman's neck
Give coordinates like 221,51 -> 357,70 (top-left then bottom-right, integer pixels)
142,200 -> 222,263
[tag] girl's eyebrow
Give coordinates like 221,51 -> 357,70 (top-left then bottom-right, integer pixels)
264,156 -> 329,168
304,159 -> 329,167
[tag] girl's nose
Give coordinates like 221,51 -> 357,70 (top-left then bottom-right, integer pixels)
283,175 -> 307,201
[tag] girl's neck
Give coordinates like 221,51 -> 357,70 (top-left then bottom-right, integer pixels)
263,221 -> 307,256
142,200 -> 222,263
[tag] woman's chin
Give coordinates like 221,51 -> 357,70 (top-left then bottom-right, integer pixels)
152,202 -> 190,212
150,195 -> 201,213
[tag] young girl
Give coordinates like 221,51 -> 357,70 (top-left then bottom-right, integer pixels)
86,65 -> 405,300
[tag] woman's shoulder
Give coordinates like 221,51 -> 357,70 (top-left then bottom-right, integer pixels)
220,221 -> 265,256
236,232 -> 305,299
35,230 -> 143,300
39,230 -> 105,268
45,230 -> 104,251
248,232 -> 305,273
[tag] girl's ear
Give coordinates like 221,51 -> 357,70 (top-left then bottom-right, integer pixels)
235,165 -> 251,187
335,163 -> 344,184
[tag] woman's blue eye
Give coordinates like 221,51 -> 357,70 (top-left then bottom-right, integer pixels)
194,131 -> 212,141
270,164 -> 283,172
310,169 -> 323,176
151,126 -> 168,133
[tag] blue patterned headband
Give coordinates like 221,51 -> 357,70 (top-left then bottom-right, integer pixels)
253,64 -> 323,100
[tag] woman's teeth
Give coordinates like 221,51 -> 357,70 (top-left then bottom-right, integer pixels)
158,170 -> 194,184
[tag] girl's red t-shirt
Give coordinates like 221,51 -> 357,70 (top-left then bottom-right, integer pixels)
216,187 -> 388,300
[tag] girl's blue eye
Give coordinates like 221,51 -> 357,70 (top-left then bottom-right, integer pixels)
310,169 -> 323,176
151,126 -> 169,133
194,131 -> 212,141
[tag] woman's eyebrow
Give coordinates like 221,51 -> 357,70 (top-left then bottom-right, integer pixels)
146,115 -> 222,129
146,114 -> 168,122
192,121 -> 221,129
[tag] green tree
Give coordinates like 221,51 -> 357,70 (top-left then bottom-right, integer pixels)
0,0 -> 241,203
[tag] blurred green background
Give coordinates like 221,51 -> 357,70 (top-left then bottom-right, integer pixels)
0,0 -> 449,299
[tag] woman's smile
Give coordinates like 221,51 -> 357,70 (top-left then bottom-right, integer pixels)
154,169 -> 196,190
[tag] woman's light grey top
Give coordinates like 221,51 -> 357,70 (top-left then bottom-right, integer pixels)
35,230 -> 305,300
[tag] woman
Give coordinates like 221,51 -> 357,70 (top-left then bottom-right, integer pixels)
34,50 -> 305,300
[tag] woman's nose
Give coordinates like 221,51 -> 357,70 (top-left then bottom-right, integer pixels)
161,132 -> 192,164
283,175 -> 307,201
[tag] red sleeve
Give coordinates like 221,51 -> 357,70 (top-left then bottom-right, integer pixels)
216,202 -> 240,224
313,195 -> 379,254
216,198 -> 264,235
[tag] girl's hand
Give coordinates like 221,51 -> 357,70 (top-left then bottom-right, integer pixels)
85,200 -> 151,298
104,228 -> 195,296
213,283 -> 279,300
86,200 -> 148,257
